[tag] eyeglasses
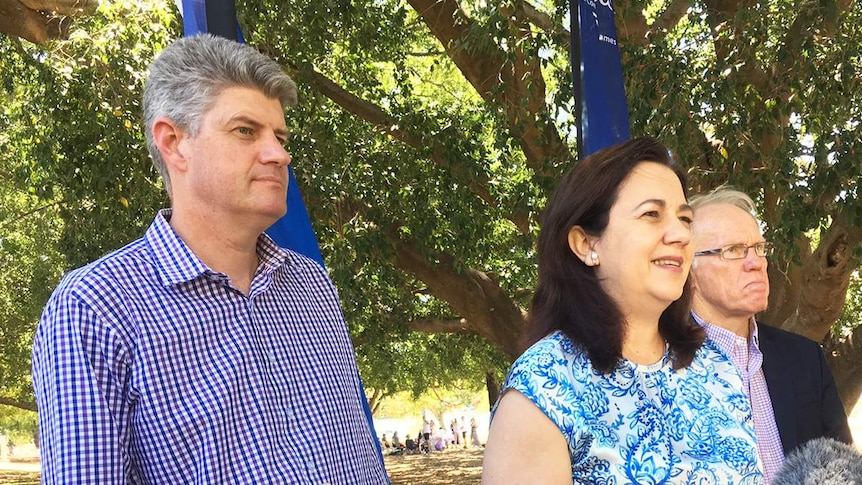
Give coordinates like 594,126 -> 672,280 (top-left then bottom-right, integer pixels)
694,242 -> 774,260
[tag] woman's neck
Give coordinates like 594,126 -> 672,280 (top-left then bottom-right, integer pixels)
621,315 -> 666,365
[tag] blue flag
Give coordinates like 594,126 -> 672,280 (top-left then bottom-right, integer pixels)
570,0 -> 631,158
177,0 -> 383,464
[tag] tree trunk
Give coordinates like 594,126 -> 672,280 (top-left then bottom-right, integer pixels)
0,0 -> 55,44
485,371 -> 500,410
0,0 -> 98,44
825,326 -> 862,413
769,217 -> 861,342
367,388 -> 385,416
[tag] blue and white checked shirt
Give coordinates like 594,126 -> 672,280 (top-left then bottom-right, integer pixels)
33,210 -> 389,484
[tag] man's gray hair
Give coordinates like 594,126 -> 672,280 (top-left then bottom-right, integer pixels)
143,34 -> 298,195
689,185 -> 757,216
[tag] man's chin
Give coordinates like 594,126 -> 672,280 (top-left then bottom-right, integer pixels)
267,207 -> 288,221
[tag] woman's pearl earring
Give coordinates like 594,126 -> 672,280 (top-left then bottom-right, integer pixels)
590,251 -> 599,266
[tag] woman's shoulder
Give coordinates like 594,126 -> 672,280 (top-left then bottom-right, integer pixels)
512,331 -> 583,370
503,331 -> 596,397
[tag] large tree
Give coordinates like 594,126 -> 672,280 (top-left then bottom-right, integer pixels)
0,0 -> 860,412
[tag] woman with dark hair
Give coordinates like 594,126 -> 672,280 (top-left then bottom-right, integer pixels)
482,138 -> 763,484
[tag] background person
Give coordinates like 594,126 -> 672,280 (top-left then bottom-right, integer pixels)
689,187 -> 852,483
31,34 -> 388,484
482,138 -> 763,484
470,416 -> 481,448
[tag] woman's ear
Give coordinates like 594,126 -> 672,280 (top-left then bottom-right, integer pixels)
567,226 -> 596,265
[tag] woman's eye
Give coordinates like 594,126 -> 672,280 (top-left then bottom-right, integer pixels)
643,210 -> 660,218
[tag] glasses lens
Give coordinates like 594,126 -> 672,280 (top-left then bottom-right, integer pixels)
755,242 -> 773,257
722,245 -> 747,259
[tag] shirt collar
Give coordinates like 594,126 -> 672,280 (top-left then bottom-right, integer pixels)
145,209 -> 290,287
692,311 -> 761,351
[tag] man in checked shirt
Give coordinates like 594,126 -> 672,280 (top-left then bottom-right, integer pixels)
32,34 -> 389,484
688,186 -> 852,483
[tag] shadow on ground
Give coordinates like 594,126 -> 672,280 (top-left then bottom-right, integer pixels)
0,449 -> 483,484
385,448 -> 483,484
0,471 -> 39,485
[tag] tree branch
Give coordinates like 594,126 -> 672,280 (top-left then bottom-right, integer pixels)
408,317 -> 472,334
255,40 -> 532,233
0,200 -> 65,232
611,0 -> 693,46
522,1 -> 691,50
702,0 -> 771,94
19,0 -> 98,15
0,0 -> 55,44
301,65 -> 525,234
0,397 -> 37,412
307,193 -> 527,358
772,0 -> 855,94
408,0 -> 570,189
0,0 -> 98,44
651,0 -> 691,34
366,388 -> 387,415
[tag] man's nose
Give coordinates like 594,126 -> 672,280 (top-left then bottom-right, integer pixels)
743,246 -> 766,270
261,133 -> 291,166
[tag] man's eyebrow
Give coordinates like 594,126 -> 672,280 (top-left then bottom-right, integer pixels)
274,127 -> 290,139
228,114 -> 261,126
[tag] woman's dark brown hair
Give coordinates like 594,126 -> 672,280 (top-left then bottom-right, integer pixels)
525,137 -> 704,373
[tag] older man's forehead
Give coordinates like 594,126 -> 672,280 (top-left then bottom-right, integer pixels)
692,203 -> 763,241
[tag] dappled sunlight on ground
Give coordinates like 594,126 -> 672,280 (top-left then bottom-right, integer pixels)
386,447 -> 483,484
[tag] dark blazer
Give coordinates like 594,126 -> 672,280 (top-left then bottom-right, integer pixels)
758,322 -> 853,454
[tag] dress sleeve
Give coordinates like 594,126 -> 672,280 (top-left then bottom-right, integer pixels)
499,338 -> 576,447
32,289 -> 134,484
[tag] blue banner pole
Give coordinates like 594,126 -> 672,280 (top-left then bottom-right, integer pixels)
570,0 -> 631,159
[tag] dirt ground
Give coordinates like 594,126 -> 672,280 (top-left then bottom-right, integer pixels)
0,470 -> 39,485
0,450 -> 482,485
385,447 -> 483,484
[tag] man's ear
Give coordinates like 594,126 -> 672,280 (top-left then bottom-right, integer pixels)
689,261 -> 701,291
567,225 -> 595,265
151,117 -> 189,174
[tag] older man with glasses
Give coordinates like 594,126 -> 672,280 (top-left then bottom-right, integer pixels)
689,187 -> 853,484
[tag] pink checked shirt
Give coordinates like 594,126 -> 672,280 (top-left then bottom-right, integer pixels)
693,313 -> 785,484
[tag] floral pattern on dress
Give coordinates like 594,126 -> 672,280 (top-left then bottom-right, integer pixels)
495,331 -> 764,485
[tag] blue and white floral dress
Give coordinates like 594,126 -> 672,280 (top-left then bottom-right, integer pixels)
495,331 -> 764,484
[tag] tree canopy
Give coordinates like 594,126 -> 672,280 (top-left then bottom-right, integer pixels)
0,0 -> 860,412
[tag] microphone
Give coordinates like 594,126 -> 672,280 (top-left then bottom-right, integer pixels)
773,437 -> 862,484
